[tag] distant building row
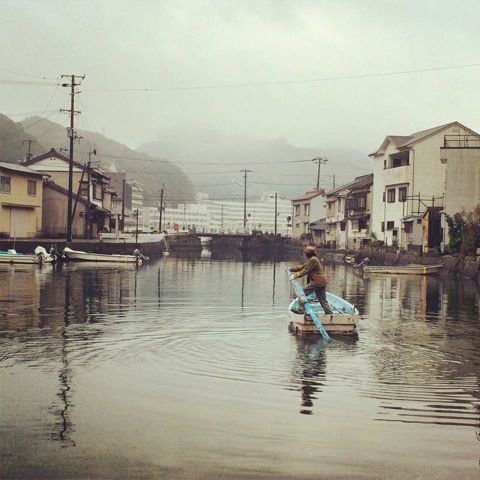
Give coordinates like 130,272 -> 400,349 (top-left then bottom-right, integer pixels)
291,121 -> 480,252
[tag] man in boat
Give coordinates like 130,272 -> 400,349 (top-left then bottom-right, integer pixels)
289,246 -> 333,315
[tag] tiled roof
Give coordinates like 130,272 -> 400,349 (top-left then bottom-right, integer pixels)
370,121 -> 480,157
291,191 -> 323,202
325,173 -> 373,196
0,161 -> 44,177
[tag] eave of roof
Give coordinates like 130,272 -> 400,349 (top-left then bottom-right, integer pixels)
0,161 -> 45,177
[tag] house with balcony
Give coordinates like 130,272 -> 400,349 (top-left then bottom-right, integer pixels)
322,174 -> 373,250
0,162 -> 44,238
369,121 -> 479,251
25,148 -> 113,238
291,191 -> 325,240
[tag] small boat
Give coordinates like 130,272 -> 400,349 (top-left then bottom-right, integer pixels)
286,268 -> 359,336
288,292 -> 360,335
363,264 -> 443,275
63,247 -> 147,264
0,246 -> 54,264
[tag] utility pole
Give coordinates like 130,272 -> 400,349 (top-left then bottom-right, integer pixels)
135,209 -> 139,245
22,139 -> 35,162
274,192 -> 278,235
121,176 -> 126,232
221,204 -> 224,233
158,184 -> 164,232
60,74 -> 85,242
312,157 -> 328,191
241,169 -> 252,233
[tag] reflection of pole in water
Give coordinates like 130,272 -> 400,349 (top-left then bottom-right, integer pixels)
51,271 -> 75,447
241,261 -> 246,309
272,261 -> 277,306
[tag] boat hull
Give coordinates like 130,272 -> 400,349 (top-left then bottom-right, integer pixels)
63,247 -> 139,263
363,264 -> 442,275
288,312 -> 358,335
288,295 -> 359,335
0,254 -> 40,264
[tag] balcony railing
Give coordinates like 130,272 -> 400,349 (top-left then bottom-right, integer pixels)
444,135 -> 480,148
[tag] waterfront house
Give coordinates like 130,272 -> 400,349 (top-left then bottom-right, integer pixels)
0,161 -> 44,238
25,148 -> 113,238
291,191 -> 325,239
323,174 -> 373,250
369,121 -> 479,251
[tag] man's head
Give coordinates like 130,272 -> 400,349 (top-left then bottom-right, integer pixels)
304,245 -> 316,258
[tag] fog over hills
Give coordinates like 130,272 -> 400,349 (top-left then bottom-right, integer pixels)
139,127 -> 372,200
19,116 -> 195,206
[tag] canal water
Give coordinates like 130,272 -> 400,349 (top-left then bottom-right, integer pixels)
1,252 -> 479,479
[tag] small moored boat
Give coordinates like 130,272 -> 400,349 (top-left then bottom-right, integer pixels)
363,264 -> 442,275
63,247 -> 147,264
0,246 -> 54,264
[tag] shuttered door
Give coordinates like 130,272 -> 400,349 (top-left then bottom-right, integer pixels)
10,208 -> 28,237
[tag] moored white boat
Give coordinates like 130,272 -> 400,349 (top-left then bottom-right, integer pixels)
363,264 -> 442,275
63,247 -> 144,264
0,246 -> 54,265
0,249 -> 40,264
288,292 -> 360,335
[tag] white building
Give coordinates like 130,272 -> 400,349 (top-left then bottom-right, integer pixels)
204,193 -> 292,235
369,121 -> 478,250
291,191 -> 325,239
143,193 -> 292,235
125,181 -> 144,231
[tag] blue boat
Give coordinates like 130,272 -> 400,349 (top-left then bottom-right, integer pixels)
286,268 -> 359,336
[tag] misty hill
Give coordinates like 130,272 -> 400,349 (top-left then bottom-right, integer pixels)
19,116 -> 195,206
139,128 -> 372,200
0,114 -> 46,162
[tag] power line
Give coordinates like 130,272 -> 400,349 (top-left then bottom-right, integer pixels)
0,67 -> 53,80
0,79 -> 58,87
83,62 -> 480,93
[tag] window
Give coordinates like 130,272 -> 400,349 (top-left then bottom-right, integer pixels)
294,205 -> 300,216
0,176 -> 11,193
79,181 -> 89,197
27,180 -> 36,196
382,192 -> 385,202
93,183 -> 103,200
388,151 -> 409,168
398,186 -> 407,202
340,222 -> 346,231
381,222 -> 385,232
304,204 -> 310,216
386,221 -> 395,230
303,222 -> 309,233
387,188 -> 395,203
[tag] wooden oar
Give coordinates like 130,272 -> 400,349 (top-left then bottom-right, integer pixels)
286,268 -> 331,340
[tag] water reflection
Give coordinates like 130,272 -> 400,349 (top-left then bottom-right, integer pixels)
1,256 -> 480,479
291,337 -> 327,415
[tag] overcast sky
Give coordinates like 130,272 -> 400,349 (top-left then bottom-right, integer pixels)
1,0 -> 479,153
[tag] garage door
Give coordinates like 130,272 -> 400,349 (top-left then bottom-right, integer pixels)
10,208 -> 28,237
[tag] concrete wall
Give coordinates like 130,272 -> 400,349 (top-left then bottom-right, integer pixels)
442,148 -> 480,216
42,185 -> 87,238
0,170 -> 42,238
